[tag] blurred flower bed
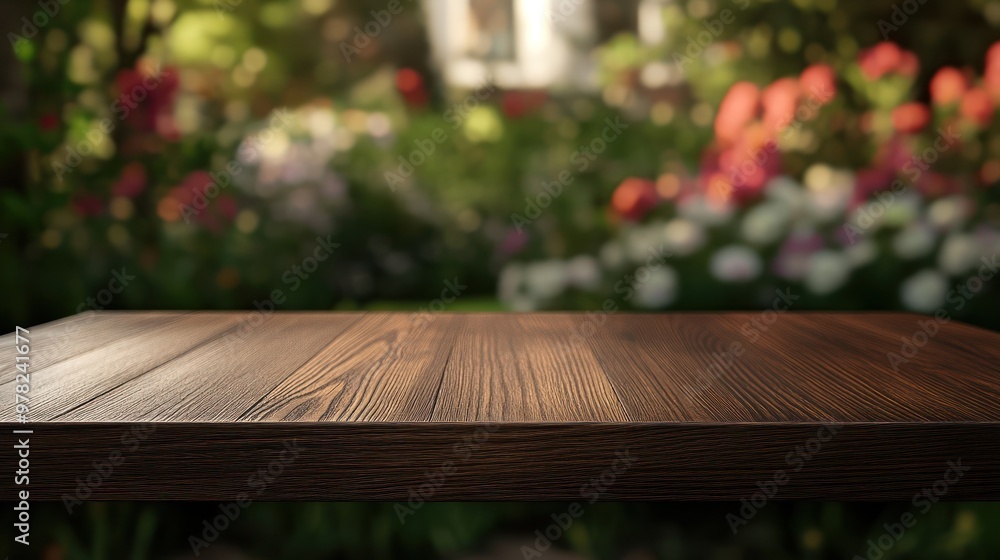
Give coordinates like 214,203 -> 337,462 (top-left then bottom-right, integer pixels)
1,0 -> 999,330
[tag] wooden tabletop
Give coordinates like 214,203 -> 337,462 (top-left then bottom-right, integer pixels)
3,311 -> 999,500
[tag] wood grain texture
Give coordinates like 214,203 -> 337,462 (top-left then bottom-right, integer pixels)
1,311 -> 999,500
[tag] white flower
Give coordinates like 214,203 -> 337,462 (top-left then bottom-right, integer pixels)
938,234 -> 979,276
710,245 -> 762,282
882,192 -> 921,228
892,222 -> 936,260
625,225 -> 665,263
565,255 -> 601,290
900,269 -> 948,312
524,260 -> 566,299
497,263 -> 523,301
765,175 -> 806,212
507,295 -> 538,312
804,164 -> 832,191
804,250 -> 851,295
927,195 -> 970,231
599,241 -> 625,269
663,218 -> 705,256
845,240 -> 878,269
633,265 -> 679,308
678,194 -> 733,227
741,203 -> 790,246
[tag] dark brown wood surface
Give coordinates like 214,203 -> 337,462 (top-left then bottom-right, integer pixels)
2,311 -> 999,500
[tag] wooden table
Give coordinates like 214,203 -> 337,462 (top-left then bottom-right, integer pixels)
2,311 -> 999,500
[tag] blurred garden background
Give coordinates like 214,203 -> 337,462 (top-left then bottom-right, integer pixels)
3,0 -> 1000,557
2,0 -> 1000,331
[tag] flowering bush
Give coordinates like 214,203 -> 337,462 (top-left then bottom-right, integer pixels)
499,41 -> 1000,327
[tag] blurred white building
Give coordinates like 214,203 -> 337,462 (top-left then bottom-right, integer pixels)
422,0 -> 668,91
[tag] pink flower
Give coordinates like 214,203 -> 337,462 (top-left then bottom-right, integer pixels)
115,64 -> 180,139
111,162 -> 147,198
799,64 -> 837,104
851,167 -> 895,207
714,82 -> 761,145
761,78 -> 800,134
772,233 -> 824,280
498,229 -> 528,255
930,67 -> 967,106
898,51 -> 919,78
891,102 -> 930,133
859,42 -> 902,80
857,43 -> 917,80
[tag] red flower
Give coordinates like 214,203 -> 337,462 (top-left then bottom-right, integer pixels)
891,102 -> 930,133
859,42 -> 901,80
987,41 -> 1000,70
930,67 -> 968,106
111,162 -> 147,198
799,64 -> 837,104
501,90 -> 548,119
898,51 -> 919,78
395,68 -> 428,108
611,177 -> 658,221
115,63 -> 180,139
985,68 -> 1000,100
714,82 -> 760,145
858,43 -> 917,80
38,113 -> 60,131
960,88 -> 994,127
761,78 -> 800,134
71,194 -> 104,217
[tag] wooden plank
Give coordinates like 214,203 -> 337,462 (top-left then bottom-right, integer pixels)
0,313 -> 244,421
431,314 -> 630,422
16,422 -> 1000,501
55,313 -> 362,422
1,310 -> 999,501
240,313 -> 463,422
0,311 -> 184,372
